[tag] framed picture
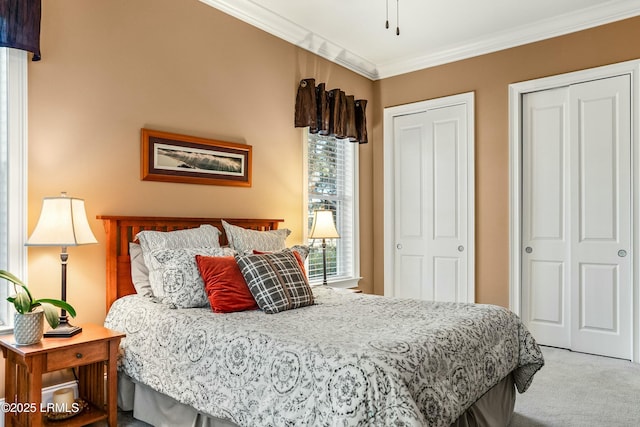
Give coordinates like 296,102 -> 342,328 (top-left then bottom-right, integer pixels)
141,129 -> 252,187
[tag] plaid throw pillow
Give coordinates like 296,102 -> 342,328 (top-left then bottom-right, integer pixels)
235,249 -> 314,314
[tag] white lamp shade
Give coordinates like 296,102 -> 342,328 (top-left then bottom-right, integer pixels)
309,210 -> 340,239
26,194 -> 98,246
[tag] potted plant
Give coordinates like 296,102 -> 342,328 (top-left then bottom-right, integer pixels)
0,269 -> 76,345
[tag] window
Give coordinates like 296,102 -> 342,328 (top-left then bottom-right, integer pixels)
305,132 -> 359,287
0,48 -> 28,332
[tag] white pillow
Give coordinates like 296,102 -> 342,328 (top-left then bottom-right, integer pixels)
136,224 -> 221,253
222,220 -> 291,254
145,246 -> 235,308
129,242 -> 153,297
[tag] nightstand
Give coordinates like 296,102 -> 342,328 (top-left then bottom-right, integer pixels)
0,324 -> 125,427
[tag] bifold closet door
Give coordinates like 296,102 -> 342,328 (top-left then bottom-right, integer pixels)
521,86 -> 571,350
522,74 -> 632,359
393,103 -> 470,303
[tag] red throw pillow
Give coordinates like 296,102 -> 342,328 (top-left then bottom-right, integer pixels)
195,255 -> 258,313
252,249 -> 307,277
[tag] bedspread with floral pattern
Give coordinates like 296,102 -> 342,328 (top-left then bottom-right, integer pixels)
105,286 -> 543,426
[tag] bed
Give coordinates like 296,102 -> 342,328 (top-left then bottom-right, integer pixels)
99,215 -> 544,427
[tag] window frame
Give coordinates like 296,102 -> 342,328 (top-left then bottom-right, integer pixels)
303,130 -> 360,288
0,48 -> 29,333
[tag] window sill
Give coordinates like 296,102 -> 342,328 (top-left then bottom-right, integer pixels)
310,276 -> 362,289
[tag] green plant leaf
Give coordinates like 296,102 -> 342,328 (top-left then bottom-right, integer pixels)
13,292 -> 32,314
36,298 -> 76,318
0,270 -> 73,319
41,303 -> 61,329
0,269 -> 34,304
0,270 -> 26,287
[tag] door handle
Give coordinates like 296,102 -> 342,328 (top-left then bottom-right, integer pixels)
525,247 -> 533,254
458,245 -> 464,252
396,243 -> 403,250
618,250 -> 627,257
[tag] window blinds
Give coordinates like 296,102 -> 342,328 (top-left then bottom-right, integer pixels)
307,134 -> 354,282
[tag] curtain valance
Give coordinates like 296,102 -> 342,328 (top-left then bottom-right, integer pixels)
0,0 -> 41,61
295,78 -> 368,144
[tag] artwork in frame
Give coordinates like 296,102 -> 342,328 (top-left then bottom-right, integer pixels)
141,129 -> 252,187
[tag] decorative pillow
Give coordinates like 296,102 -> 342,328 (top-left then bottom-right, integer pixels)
136,224 -> 221,253
235,249 -> 314,314
290,244 -> 310,263
145,247 -> 234,308
253,245 -> 310,277
195,255 -> 258,313
129,243 -> 153,297
222,220 -> 291,254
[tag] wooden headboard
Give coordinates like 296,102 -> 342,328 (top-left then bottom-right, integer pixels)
97,215 -> 284,310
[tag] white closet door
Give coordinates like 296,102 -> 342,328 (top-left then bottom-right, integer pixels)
521,86 -> 571,349
569,75 -> 632,359
393,103 -> 470,302
393,112 -> 430,299
522,74 -> 632,359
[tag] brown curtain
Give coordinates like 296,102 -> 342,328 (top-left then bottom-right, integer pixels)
0,0 -> 42,61
295,78 -> 368,144
355,99 -> 367,145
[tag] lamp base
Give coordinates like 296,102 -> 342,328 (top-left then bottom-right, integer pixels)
44,322 -> 82,338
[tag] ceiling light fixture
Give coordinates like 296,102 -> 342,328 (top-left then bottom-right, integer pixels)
396,0 -> 400,35
385,0 -> 389,29
385,0 -> 400,35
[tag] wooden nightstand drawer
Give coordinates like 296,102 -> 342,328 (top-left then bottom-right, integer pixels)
46,341 -> 108,371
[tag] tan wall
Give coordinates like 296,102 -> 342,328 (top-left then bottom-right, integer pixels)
13,0 -> 373,396
373,15 -> 640,306
15,0 -> 640,400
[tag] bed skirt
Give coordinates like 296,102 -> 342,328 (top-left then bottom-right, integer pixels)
118,373 -> 515,427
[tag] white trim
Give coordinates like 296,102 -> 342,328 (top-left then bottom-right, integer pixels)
508,58 -> 640,363
377,1 -> 640,79
383,92 -> 475,302
302,129 -> 310,241
198,0 -> 379,79
199,0 -> 640,80
0,48 -> 28,333
303,131 -> 361,287
6,48 -> 28,284
352,142 -> 361,284
311,276 -> 362,289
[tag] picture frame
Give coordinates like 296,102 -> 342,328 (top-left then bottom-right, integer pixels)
141,129 -> 252,187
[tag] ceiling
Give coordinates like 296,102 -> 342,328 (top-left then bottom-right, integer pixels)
199,0 -> 640,80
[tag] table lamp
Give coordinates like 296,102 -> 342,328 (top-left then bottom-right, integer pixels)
25,192 -> 97,337
309,210 -> 340,286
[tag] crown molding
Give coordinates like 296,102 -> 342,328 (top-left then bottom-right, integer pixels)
199,0 -> 380,79
376,0 -> 640,78
200,0 -> 640,81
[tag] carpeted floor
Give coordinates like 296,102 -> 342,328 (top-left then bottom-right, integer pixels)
102,346 -> 640,427
510,346 -> 640,427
